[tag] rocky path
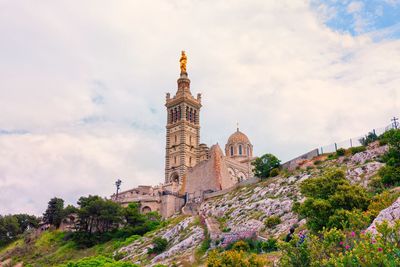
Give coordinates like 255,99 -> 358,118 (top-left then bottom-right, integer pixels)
205,216 -> 221,240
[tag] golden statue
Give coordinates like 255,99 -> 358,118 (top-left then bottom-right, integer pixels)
180,50 -> 187,73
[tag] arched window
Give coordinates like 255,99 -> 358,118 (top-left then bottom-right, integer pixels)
174,156 -> 177,164
170,110 -> 173,123
239,145 -> 242,155
186,106 -> 189,121
174,135 -> 177,143
193,110 -> 197,124
189,108 -> 193,122
230,146 -> 234,156
177,106 -> 181,121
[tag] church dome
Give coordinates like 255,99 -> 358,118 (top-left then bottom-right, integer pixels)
227,129 -> 250,144
225,128 -> 253,159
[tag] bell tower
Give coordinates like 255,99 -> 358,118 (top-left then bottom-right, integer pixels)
165,51 -> 202,184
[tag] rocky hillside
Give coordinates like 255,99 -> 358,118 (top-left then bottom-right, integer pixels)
1,141 -> 399,267
115,142 -> 392,266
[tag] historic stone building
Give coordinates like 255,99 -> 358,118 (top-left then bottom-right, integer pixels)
111,52 -> 255,217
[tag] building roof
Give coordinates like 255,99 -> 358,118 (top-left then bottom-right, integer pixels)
227,128 -> 251,144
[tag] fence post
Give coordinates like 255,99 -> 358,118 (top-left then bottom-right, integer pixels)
335,143 -> 337,152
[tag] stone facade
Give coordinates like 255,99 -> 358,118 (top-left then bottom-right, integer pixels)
111,57 -> 256,218
165,72 -> 202,184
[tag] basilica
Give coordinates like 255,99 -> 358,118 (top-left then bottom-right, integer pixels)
111,52 -> 256,217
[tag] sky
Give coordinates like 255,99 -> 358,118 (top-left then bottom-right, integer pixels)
0,0 -> 399,215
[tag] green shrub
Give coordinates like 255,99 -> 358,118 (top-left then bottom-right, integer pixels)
279,222 -> 400,266
297,169 -> 371,232
148,237 -> 168,255
269,168 -> 280,177
232,240 -> 250,252
63,255 -> 139,266
264,216 -> 281,228
336,148 -> 346,157
378,165 -> 400,186
348,146 -> 366,155
206,249 -> 268,266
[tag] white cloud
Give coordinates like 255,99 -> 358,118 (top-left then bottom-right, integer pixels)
347,1 -> 364,13
0,0 -> 399,215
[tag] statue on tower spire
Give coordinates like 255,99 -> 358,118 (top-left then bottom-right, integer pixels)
180,51 -> 187,74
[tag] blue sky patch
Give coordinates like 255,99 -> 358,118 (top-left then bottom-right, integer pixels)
312,0 -> 400,38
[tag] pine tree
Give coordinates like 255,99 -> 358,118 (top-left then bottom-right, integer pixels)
43,197 -> 64,228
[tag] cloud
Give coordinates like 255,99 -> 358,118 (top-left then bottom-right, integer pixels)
347,1 -> 364,13
0,0 -> 399,215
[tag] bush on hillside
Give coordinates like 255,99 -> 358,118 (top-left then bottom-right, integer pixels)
336,148 -> 346,157
264,216 -> 281,228
148,237 -> 168,255
63,255 -> 139,267
206,249 -> 269,267
348,146 -> 366,155
279,221 -> 400,267
297,169 -> 371,232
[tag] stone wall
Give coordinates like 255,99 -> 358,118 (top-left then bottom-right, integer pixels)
184,144 -> 236,198
161,194 -> 185,218
203,177 -> 260,200
281,148 -> 319,171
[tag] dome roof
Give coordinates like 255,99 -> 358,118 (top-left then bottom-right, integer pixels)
227,128 -> 251,144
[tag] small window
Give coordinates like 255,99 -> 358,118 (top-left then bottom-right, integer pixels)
174,135 -> 177,143
247,146 -> 250,156
189,157 -> 192,166
230,146 -> 234,156
189,136 -> 192,145
239,145 -> 242,155
174,156 -> 177,164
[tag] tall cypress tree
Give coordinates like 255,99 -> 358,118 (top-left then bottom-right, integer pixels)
43,197 -> 64,228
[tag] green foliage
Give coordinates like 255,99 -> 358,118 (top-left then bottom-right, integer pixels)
63,255 -> 139,267
148,237 -> 168,255
76,195 -> 122,234
206,249 -> 269,267
376,129 -> 400,188
226,238 -> 278,254
297,169 -> 371,231
0,214 -> 40,247
0,215 -> 20,246
359,131 -> 379,146
378,165 -> 400,186
269,168 -> 280,177
348,145 -> 366,155
281,221 -> 400,266
336,148 -> 346,157
43,197 -> 65,228
264,216 -> 281,228
68,197 -> 161,248
251,153 -> 281,179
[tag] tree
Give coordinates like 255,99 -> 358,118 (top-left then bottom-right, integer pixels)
252,153 -> 280,178
76,195 -> 122,234
43,197 -> 65,228
14,214 -> 40,232
0,215 -> 20,246
359,131 -> 378,146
